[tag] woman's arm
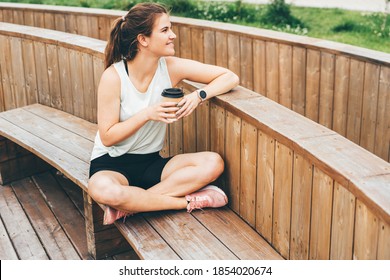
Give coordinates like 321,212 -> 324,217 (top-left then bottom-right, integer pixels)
97,67 -> 178,147
166,56 -> 239,118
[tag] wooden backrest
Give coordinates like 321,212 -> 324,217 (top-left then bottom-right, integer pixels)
0,22 -> 389,260
0,2 -> 389,162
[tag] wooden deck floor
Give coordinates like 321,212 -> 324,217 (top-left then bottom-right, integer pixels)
0,169 -> 138,260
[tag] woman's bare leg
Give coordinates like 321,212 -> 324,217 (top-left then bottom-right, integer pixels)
87,151 -> 224,213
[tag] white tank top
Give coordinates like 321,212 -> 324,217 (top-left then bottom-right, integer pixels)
90,58 -> 172,160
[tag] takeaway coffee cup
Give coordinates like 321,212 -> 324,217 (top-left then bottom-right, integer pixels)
161,87 -> 184,103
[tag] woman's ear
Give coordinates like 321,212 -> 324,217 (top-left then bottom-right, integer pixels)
137,34 -> 148,47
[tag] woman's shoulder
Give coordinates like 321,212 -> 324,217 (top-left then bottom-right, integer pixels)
100,64 -> 121,85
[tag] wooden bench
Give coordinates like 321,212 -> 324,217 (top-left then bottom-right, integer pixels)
0,103 -> 283,260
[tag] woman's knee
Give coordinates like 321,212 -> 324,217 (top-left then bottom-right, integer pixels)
88,175 -> 124,207
202,152 -> 224,181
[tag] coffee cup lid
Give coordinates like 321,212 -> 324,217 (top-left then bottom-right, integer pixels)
161,88 -> 184,98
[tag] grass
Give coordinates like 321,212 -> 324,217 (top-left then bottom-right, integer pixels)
1,0 -> 389,53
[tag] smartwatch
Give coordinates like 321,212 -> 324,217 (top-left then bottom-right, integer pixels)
196,89 -> 207,103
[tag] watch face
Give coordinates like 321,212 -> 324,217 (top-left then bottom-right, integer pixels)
199,90 -> 207,99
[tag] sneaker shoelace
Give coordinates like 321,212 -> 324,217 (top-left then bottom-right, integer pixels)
187,195 -> 211,213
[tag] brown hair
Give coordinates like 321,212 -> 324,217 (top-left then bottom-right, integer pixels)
104,2 -> 169,69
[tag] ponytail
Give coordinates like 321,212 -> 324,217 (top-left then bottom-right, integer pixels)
104,3 -> 169,69
104,18 -> 125,69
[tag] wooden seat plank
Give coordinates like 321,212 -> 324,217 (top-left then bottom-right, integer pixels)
144,210 -> 239,260
11,177 -> 81,260
0,107 -> 93,163
117,215 -> 180,260
192,208 -> 284,260
0,117 -> 89,190
23,104 -> 97,141
0,184 -> 48,260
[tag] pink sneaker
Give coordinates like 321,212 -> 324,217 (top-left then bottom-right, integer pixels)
103,206 -> 132,225
185,185 -> 228,213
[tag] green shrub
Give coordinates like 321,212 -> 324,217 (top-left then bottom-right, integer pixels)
262,0 -> 304,28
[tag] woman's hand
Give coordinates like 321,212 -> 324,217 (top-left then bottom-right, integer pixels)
175,92 -> 201,119
145,102 -> 180,124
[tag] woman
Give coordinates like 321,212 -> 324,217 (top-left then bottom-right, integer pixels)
88,2 -> 239,225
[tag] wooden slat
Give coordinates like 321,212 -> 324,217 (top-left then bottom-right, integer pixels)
32,172 -> 89,259
253,39 -> 266,95
33,40 -> 50,106
333,55 -> 350,136
88,16 -> 99,40
204,30 -> 215,65
375,66 -> 390,162
197,101 -> 210,151
265,41 -> 279,102
240,120 -> 257,226
81,53 -> 96,122
54,13 -> 66,32
182,109 -> 196,154
10,36 -> 27,108
305,49 -> 320,122
22,39 -> 39,105
215,31 -> 228,68
92,56 -> 104,123
0,214 -> 18,260
192,208 -> 283,260
0,56 -> 4,112
279,44 -> 292,109
330,182 -> 355,259
57,47 -> 73,114
76,14 -> 89,37
0,185 -> 47,259
227,34 -> 240,80
354,200 -> 379,259
360,62 -> 380,153
256,131 -> 274,243
12,9 -> 23,25
292,46 -> 306,115
11,178 -> 80,259
290,153 -> 312,260
34,11 -> 45,28
273,141 -> 293,258
145,211 -> 238,260
310,168 -> 333,260
69,49 -> 85,118
240,36 -> 253,90
319,52 -> 335,129
23,10 -> 34,26
169,118 -> 183,155
377,220 -> 390,259
346,59 -> 365,145
179,26 -> 191,59
224,112 -> 241,213
115,214 -> 180,260
46,44 -> 62,109
191,28 -> 204,62
44,12 -> 55,30
210,103 -> 225,188
172,24 -> 180,57
0,35 -> 14,110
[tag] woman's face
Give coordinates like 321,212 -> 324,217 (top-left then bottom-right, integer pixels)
146,13 -> 176,57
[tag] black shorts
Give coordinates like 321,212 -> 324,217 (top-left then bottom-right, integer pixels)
89,152 -> 172,189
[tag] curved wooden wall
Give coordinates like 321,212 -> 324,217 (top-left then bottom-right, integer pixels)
1,22 -> 389,260
0,3 -> 389,162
